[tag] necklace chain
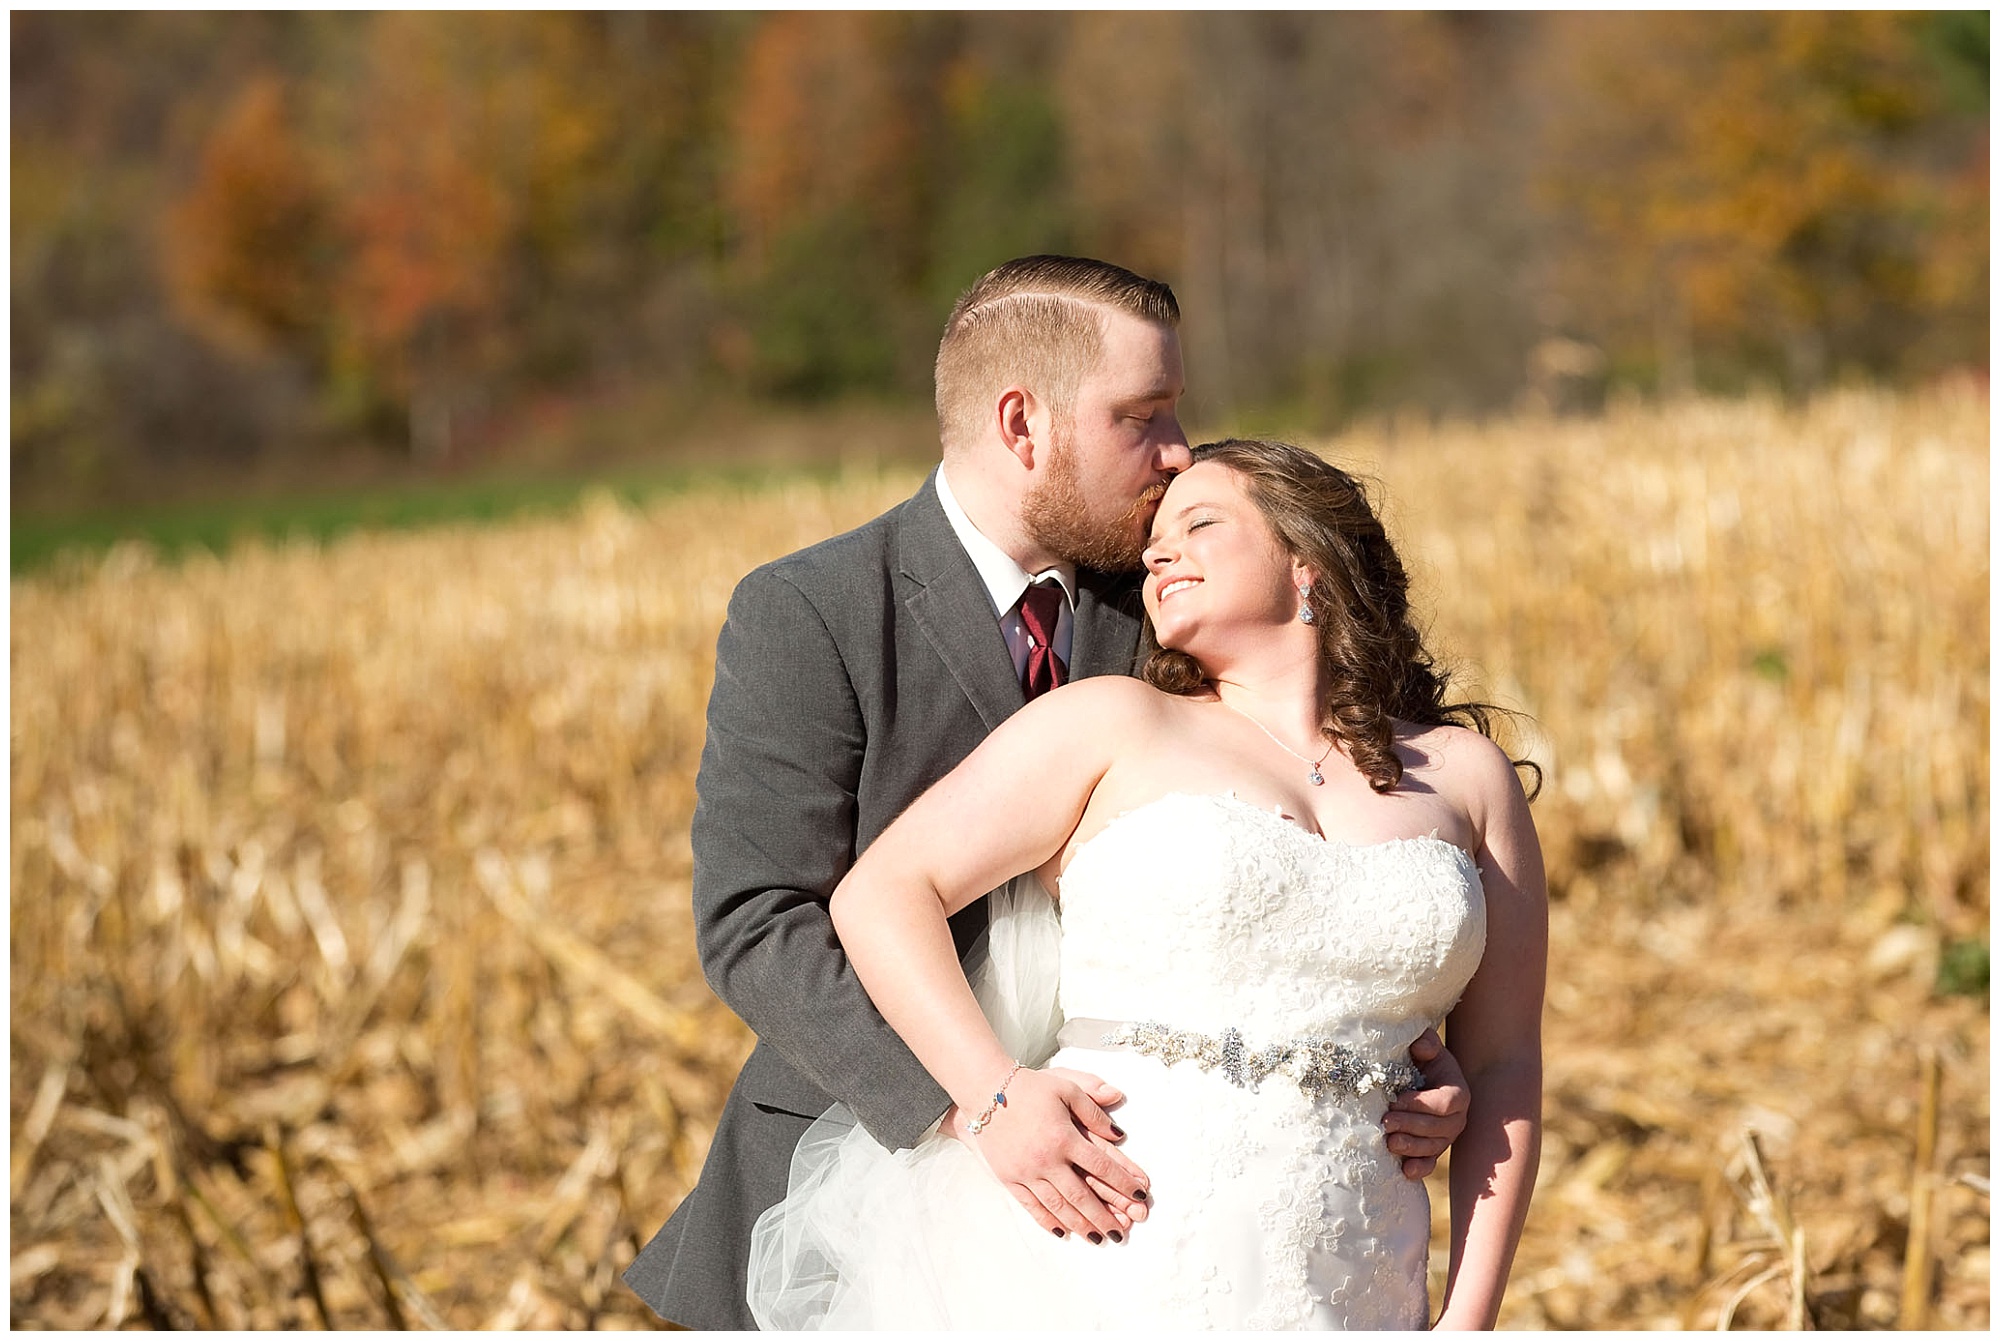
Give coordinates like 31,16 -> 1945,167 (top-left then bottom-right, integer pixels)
1219,698 -> 1335,786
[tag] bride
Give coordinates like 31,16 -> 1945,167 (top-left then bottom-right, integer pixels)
748,438 -> 1544,1329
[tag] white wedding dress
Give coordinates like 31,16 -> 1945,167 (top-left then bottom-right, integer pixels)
747,791 -> 1487,1330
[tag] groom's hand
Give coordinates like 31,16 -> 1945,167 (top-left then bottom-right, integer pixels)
1385,1027 -> 1470,1179
958,1067 -> 1151,1243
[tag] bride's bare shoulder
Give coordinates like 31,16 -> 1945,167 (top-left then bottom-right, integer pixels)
1014,677 -> 1193,757
1397,721 -> 1531,820
1033,674 -> 1182,726
1397,720 -> 1512,773
1043,673 -> 1179,704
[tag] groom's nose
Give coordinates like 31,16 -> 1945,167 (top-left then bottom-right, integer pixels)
1157,432 -> 1192,475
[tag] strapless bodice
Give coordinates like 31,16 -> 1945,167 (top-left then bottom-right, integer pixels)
1057,792 -> 1487,1057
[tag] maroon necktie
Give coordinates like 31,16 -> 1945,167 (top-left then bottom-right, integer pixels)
1017,581 -> 1069,700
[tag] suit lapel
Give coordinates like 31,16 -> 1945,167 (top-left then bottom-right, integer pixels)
899,473 -> 1027,732
1070,568 -> 1145,681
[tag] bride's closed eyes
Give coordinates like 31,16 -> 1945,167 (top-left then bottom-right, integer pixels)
1148,510 -> 1225,550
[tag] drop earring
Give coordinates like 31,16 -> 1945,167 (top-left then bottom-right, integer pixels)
1297,584 -> 1314,625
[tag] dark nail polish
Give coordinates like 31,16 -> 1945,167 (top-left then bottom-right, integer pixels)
1087,1232 -> 1104,1245
1051,1227 -> 1066,1238
1108,1230 -> 1123,1243
1132,1188 -> 1147,1201
1110,1124 -> 1126,1138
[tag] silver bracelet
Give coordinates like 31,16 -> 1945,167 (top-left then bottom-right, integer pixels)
963,1062 -> 1024,1136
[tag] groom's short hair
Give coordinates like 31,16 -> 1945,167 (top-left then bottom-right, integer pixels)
935,256 -> 1179,453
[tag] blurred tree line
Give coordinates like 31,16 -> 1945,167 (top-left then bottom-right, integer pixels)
12,11 -> 1987,504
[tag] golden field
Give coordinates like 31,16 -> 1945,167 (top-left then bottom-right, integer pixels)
10,388 -> 1989,1329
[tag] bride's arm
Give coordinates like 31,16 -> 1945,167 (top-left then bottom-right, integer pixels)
829,675 -> 1157,1240
1435,732 -> 1547,1330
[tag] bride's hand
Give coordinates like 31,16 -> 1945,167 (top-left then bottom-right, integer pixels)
960,1067 -> 1151,1244
1386,1027 -> 1471,1179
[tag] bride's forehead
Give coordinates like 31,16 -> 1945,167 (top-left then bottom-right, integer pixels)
1162,461 -> 1244,507
1150,466 -> 1261,547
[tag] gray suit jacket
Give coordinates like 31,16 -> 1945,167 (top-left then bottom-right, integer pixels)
623,473 -> 1144,1328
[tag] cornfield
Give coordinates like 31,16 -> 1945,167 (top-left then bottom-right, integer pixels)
11,387 -> 1988,1329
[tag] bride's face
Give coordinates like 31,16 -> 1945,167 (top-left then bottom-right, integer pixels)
1141,462 -> 1307,655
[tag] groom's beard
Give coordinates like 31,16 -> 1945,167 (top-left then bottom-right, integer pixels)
1022,427 -> 1169,573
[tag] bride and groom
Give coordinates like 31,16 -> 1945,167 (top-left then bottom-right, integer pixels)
624,256 -> 1545,1329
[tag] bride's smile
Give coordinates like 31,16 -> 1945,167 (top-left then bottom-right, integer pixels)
1142,461 -> 1315,664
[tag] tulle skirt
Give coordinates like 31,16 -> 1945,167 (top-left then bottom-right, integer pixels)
745,1044 -> 1433,1330
745,876 -> 1433,1330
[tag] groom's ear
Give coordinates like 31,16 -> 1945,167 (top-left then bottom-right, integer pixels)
996,385 -> 1047,471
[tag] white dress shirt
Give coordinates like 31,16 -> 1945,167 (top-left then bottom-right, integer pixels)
935,469 -> 1077,678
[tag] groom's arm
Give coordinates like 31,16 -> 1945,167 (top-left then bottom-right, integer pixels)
689,566 -> 949,1151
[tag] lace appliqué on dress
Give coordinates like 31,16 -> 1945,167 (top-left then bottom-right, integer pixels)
1059,793 -> 1484,1330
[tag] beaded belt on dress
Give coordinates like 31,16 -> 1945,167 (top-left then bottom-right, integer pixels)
1055,1017 -> 1425,1102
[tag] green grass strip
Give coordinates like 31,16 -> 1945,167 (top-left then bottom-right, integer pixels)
11,460 -> 868,576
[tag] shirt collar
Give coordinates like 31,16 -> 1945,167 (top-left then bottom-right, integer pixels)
934,468 -> 1077,618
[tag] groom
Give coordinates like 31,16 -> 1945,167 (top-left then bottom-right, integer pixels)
624,256 -> 1470,1329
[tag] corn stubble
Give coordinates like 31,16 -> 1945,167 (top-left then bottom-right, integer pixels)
10,390 -> 1987,1328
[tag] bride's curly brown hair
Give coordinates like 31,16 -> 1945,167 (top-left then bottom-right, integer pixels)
1140,438 -> 1541,798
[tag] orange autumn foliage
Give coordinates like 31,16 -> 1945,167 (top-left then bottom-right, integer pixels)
161,75 -> 326,357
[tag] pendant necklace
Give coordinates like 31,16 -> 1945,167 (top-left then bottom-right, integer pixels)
1220,697 -> 1336,786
